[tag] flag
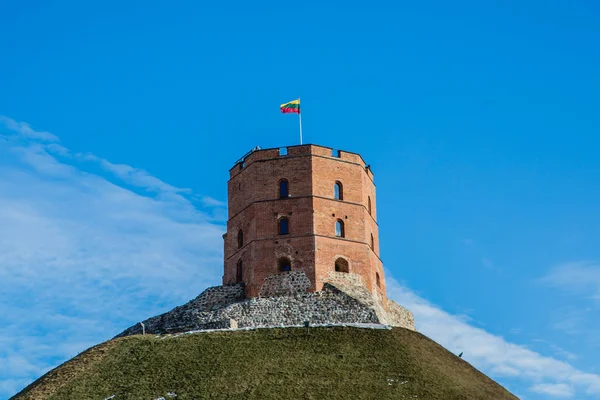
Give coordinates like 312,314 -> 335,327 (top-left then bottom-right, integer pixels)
280,99 -> 300,114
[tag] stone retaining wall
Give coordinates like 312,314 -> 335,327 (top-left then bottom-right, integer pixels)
116,272 -> 415,337
386,299 -> 416,331
258,270 -> 311,297
192,284 -> 245,310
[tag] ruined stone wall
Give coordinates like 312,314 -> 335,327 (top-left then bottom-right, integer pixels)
386,300 -> 416,331
258,270 -> 312,297
117,287 -> 381,337
226,291 -> 380,329
117,273 -> 415,338
323,271 -> 374,305
193,284 -> 245,310
323,271 -> 390,323
116,284 -> 246,336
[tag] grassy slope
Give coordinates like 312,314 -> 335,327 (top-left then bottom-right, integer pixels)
12,327 -> 517,400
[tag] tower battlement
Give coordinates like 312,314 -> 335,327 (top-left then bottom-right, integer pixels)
223,144 -> 386,300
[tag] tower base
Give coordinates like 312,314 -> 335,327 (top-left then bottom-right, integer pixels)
116,272 -> 414,337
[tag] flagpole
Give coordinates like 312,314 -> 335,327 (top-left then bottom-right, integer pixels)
298,97 -> 303,144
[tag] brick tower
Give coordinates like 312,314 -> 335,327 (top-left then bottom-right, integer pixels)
223,144 -> 386,300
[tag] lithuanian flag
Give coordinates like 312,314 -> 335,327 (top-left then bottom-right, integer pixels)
280,99 -> 300,114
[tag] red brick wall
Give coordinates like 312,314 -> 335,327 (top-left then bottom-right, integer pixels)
227,152 -> 313,218
223,144 -> 386,300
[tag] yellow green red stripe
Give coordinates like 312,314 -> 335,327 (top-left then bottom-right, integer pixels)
280,99 -> 300,114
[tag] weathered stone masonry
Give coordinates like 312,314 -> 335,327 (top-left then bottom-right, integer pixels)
117,271 -> 414,337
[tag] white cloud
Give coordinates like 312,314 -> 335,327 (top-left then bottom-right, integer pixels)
0,116 -> 59,142
540,263 -> 600,347
0,116 -> 225,398
541,262 -> 600,301
44,141 -> 191,197
198,195 -> 226,207
549,344 -> 579,362
530,383 -> 574,398
530,339 -> 578,362
491,365 -> 521,376
386,278 -> 600,398
93,156 -> 191,195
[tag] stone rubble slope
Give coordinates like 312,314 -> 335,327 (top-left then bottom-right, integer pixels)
116,271 -> 415,337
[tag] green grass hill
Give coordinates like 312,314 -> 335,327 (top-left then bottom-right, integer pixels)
11,326 -> 517,400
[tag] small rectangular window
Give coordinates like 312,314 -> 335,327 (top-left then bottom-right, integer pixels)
334,182 -> 343,200
279,218 -> 289,235
279,147 -> 288,156
279,180 -> 289,198
332,149 -> 341,158
335,220 -> 344,237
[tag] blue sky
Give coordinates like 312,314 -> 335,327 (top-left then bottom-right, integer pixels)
1,1 -> 599,398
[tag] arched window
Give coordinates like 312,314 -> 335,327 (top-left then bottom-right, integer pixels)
236,259 -> 243,283
279,179 -> 289,198
334,181 -> 343,200
237,230 -> 243,249
335,219 -> 345,238
367,196 -> 372,215
376,272 -> 381,288
335,258 -> 349,273
279,217 -> 289,235
278,257 -> 291,272
370,233 -> 374,250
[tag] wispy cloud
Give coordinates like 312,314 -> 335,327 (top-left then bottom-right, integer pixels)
531,339 -> 578,362
541,262 -> 600,301
87,154 -> 192,195
530,383 -> 574,398
45,139 -> 192,198
540,262 -> 600,347
2,116 -> 600,400
0,116 -> 59,142
551,307 -> 594,336
198,195 -> 226,207
0,116 -> 225,398
550,345 -> 579,362
386,278 -> 600,398
481,257 -> 495,270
